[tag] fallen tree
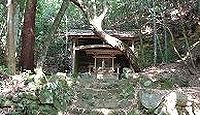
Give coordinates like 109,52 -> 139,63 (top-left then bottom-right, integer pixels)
70,0 -> 141,72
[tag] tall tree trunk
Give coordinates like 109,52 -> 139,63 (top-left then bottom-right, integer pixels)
6,0 -> 16,74
198,0 -> 200,16
70,0 -> 141,72
20,0 -> 37,71
153,0 -> 157,65
164,27 -> 169,63
37,0 -> 69,68
197,0 -> 200,36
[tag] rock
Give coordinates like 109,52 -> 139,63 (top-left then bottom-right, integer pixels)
154,92 -> 178,115
120,67 -> 139,79
143,80 -> 153,87
34,67 -> 47,85
139,90 -> 164,110
151,89 -> 200,115
193,103 -> 200,115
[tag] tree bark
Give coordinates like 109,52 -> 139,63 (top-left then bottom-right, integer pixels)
20,0 -> 37,71
6,0 -> 16,74
36,0 -> 69,68
197,0 -> 200,36
70,0 -> 141,72
198,0 -> 200,16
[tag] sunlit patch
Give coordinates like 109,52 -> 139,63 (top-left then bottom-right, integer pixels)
141,25 -> 152,34
66,80 -> 73,87
170,9 -> 179,21
171,69 -> 176,72
57,111 -> 63,115
185,101 -> 193,115
96,108 -> 111,115
55,72 -> 66,76
164,92 -> 178,115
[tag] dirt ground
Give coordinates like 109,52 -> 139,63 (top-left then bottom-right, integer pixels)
140,61 -> 200,87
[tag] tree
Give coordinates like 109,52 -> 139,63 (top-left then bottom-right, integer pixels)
70,0 -> 141,72
197,0 -> 200,35
6,0 -> 16,74
36,0 -> 69,69
20,0 -> 37,71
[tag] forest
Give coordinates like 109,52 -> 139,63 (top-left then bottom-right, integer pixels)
0,0 -> 200,114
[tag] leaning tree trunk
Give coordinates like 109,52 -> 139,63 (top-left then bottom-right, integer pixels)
6,0 -> 16,74
20,0 -> 37,71
36,0 -> 69,69
70,0 -> 141,72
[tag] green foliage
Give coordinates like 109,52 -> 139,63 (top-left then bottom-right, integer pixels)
139,75 -> 175,89
110,110 -> 126,115
137,43 -> 154,67
67,3 -> 86,29
0,49 -> 5,65
81,93 -> 95,106
0,2 -> 6,65
0,65 -> 12,75
118,80 -> 135,100
157,78 -> 174,89
0,96 -> 7,107
36,0 -> 61,33
16,0 -> 27,12
139,75 -> 154,88
36,0 -> 64,55
9,74 -> 74,114
43,38 -> 68,73
127,109 -> 140,115
82,110 -> 104,115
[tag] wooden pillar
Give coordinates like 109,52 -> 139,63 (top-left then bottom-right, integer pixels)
112,57 -> 115,71
131,40 -> 135,52
89,65 -> 91,75
117,67 -> 120,74
102,58 -> 105,69
94,56 -> 97,70
72,39 -> 76,74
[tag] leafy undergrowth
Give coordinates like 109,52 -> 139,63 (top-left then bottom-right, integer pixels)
0,70 -> 74,115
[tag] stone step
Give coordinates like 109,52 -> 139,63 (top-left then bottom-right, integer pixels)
74,79 -> 133,90
68,107 -> 128,115
77,79 -> 119,85
73,98 -> 133,109
74,87 -> 134,101
73,82 -> 120,91
70,78 -> 136,114
76,88 -> 121,97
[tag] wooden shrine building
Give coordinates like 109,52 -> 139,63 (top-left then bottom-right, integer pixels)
68,29 -> 136,78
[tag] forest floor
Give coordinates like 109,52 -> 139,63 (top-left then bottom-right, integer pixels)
140,61 -> 200,87
0,61 -> 200,114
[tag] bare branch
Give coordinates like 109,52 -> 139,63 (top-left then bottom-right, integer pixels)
98,5 -> 108,23
70,0 -> 84,11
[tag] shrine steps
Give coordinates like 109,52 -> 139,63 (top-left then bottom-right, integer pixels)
68,76 -> 135,115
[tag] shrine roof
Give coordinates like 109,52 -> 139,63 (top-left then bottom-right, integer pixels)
67,29 -> 135,40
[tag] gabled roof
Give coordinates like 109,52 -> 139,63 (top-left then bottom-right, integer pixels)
67,29 -> 135,40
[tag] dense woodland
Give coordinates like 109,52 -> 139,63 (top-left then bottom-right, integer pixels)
0,0 -> 200,114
